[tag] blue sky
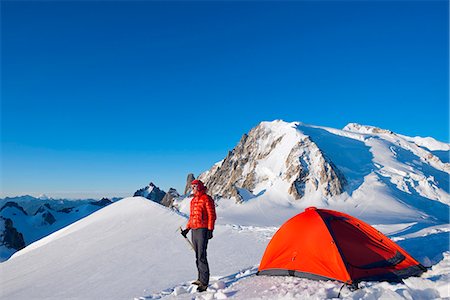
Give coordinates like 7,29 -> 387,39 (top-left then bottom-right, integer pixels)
1,1 -> 448,198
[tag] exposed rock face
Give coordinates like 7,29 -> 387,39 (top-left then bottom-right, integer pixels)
134,182 -> 166,203
184,174 -> 196,195
34,203 -> 53,215
1,217 -> 25,251
58,207 -> 74,213
0,202 -> 28,215
198,126 -> 273,199
198,121 -> 347,202
283,137 -> 347,200
161,188 -> 180,207
41,211 -> 56,225
33,205 -> 57,226
90,198 -> 113,207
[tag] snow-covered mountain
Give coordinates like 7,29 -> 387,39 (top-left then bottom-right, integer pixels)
0,196 -> 115,261
199,121 -> 346,202
171,120 -> 449,226
1,120 -> 449,299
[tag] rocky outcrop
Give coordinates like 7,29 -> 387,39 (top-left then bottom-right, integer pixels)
58,207 -> 74,213
1,217 -> 25,251
134,182 -> 166,203
284,138 -> 346,200
198,126 -> 274,199
33,205 -> 57,226
34,203 -> 53,215
161,188 -> 180,207
42,211 -> 56,225
184,174 -> 196,195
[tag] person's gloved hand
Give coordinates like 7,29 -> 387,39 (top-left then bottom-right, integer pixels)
207,230 -> 213,239
181,228 -> 190,238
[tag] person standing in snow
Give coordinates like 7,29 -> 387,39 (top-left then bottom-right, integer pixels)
181,179 -> 216,292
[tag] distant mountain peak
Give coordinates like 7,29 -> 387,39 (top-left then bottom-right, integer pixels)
133,182 -> 166,204
34,203 -> 54,215
0,202 -> 28,216
184,174 -> 196,195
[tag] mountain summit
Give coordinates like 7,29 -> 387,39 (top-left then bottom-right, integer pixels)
199,121 -> 346,202
194,120 -> 449,224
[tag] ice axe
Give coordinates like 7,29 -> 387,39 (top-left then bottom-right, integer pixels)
179,226 -> 194,251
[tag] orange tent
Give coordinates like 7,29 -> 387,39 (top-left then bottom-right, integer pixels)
258,207 -> 426,285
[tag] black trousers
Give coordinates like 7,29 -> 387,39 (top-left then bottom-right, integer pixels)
191,228 -> 210,285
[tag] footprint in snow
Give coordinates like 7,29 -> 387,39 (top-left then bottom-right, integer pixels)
137,266 -> 258,299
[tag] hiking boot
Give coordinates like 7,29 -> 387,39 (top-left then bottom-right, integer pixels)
191,280 -> 201,285
197,283 -> 208,292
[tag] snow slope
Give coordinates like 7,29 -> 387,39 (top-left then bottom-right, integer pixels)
143,252 -> 449,300
0,197 -> 270,300
137,223 -> 449,300
0,197 -> 113,261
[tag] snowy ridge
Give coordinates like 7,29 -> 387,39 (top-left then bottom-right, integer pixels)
343,123 -> 395,135
343,123 -> 449,152
0,197 -> 271,299
398,135 -> 450,152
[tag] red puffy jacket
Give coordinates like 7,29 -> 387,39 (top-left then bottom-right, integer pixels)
186,191 -> 216,230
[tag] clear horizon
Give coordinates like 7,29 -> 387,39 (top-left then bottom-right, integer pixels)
1,1 -> 448,199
